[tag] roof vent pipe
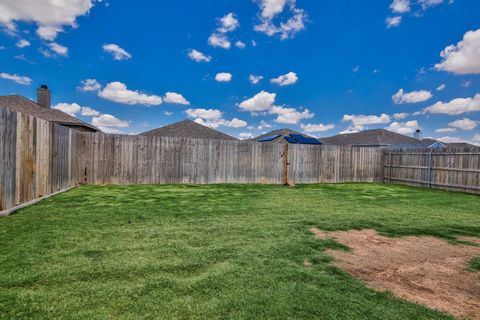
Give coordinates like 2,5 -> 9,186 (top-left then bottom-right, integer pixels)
414,129 -> 422,140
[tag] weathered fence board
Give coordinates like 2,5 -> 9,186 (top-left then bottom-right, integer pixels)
384,148 -> 480,194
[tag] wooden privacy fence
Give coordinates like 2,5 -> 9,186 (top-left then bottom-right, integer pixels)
0,109 -> 83,213
384,148 -> 480,194
77,132 -> 384,185
0,109 -> 384,213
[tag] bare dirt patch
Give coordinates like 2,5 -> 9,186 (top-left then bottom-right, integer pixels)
310,227 -> 480,320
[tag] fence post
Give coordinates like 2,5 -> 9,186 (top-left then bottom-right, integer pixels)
388,151 -> 392,183
283,143 -> 289,185
477,153 -> 480,189
427,149 -> 433,188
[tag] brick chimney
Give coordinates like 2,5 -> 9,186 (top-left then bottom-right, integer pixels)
414,129 -> 423,140
37,85 -> 51,108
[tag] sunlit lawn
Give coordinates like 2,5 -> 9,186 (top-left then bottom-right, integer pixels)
1,183 -> 479,319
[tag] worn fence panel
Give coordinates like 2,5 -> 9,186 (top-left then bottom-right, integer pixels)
384,148 -> 480,194
288,145 -> 384,184
0,109 -> 79,213
79,134 -> 287,185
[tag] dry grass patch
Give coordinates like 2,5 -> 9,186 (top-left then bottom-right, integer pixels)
310,227 -> 480,320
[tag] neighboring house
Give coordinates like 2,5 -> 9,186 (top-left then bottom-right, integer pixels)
0,85 -> 99,132
387,140 -> 448,150
139,119 -> 238,141
252,128 -> 321,145
320,128 -> 476,149
320,129 -> 419,148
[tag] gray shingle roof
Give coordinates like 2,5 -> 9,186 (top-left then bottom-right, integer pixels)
320,129 -> 419,146
139,119 -> 238,141
447,142 -> 479,149
0,95 -> 98,132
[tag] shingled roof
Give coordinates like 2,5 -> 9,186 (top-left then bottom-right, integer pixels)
139,119 -> 238,141
320,129 -> 419,147
0,95 -> 98,132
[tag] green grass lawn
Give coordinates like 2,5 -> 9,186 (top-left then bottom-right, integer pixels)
1,183 -> 479,320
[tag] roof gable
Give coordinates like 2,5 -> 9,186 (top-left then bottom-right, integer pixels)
320,129 -> 419,146
139,120 -> 238,141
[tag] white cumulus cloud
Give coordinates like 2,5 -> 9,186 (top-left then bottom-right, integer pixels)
81,106 -> 100,116
163,92 -> 190,105
44,42 -> 68,57
249,74 -> 264,84
0,0 -> 96,40
217,13 -> 239,33
222,118 -> 247,128
103,44 -> 132,61
53,103 -> 81,116
78,79 -> 101,92
254,0 -> 307,40
385,120 -> 420,135
448,118 -> 477,131
390,0 -> 410,13
0,72 -> 32,85
423,94 -> 480,115
270,72 -> 298,86
435,28 -> 480,74
92,114 -> 129,128
300,123 -> 335,133
258,0 -> 293,19
186,108 -> 246,128
239,91 -> 276,112
215,72 -> 232,82
257,120 -> 272,130
98,82 -> 162,106
419,0 -> 443,10
392,89 -> 433,104
188,49 -> 212,62
342,113 -> 391,131
392,112 -> 409,120
386,16 -> 402,28
239,90 -> 311,124
208,33 -> 231,49
436,84 -> 446,91
239,132 -> 254,140
16,39 -> 30,48
435,127 -> 456,133
255,7 -> 307,40
235,41 -> 246,49
186,108 -> 223,121
270,105 -> 313,124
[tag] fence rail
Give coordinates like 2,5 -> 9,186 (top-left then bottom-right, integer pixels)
384,149 -> 480,194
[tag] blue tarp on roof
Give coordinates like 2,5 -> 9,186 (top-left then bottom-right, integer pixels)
257,134 -> 282,142
284,134 -> 321,145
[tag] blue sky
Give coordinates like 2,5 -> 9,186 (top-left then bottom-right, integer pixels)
0,0 -> 479,143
